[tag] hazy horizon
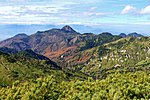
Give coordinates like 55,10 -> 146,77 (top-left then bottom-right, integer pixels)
0,0 -> 150,40
0,24 -> 150,41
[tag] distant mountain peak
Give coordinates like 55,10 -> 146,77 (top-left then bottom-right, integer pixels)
14,33 -> 28,38
101,32 -> 113,36
119,33 -> 127,38
128,32 -> 143,37
119,32 -> 143,38
61,25 -> 76,33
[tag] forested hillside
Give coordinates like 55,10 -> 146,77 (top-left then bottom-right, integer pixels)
75,37 -> 150,79
0,50 -> 90,87
0,50 -> 63,86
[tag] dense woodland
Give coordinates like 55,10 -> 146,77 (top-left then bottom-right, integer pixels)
0,72 -> 149,100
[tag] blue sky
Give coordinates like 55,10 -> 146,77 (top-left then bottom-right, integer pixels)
0,0 -> 150,40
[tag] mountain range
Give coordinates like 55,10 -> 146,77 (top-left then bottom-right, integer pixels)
119,32 -> 144,38
0,25 -> 145,67
0,25 -> 150,99
0,26 -> 149,77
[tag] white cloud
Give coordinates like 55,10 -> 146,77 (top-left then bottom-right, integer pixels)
89,7 -> 97,11
6,0 -> 28,2
140,5 -> 150,14
0,2 -> 74,24
83,12 -> 107,16
121,5 -> 150,15
121,5 -> 136,14
0,1 -> 109,25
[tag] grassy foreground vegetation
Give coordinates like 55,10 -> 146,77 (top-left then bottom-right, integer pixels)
0,71 -> 149,100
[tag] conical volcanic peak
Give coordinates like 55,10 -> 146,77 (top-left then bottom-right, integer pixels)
61,25 -> 76,33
